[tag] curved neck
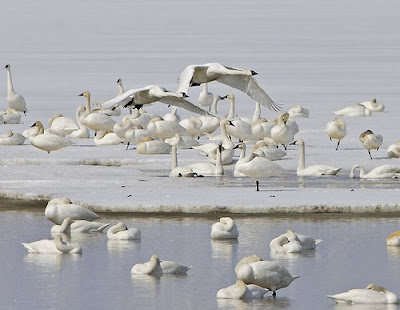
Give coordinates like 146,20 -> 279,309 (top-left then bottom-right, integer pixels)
251,102 -> 261,124
226,98 -> 235,119
221,217 -> 234,231
235,281 -> 247,299
58,218 -> 72,234
202,83 -> 208,93
210,97 -> 219,115
6,68 -> 15,95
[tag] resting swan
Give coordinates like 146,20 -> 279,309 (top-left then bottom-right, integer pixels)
359,98 -> 385,112
0,130 -> 25,145
291,140 -> 342,176
51,218 -> 109,234
288,104 -> 309,118
236,260 -> 299,296
387,142 -> 400,158
131,254 -> 191,275
211,217 -> 239,239
349,164 -> 400,179
169,145 -> 198,177
325,118 -> 347,150
334,103 -> 372,117
217,280 -> 269,299
188,142 -> 224,176
328,283 -> 399,304
22,235 -> 82,254
29,121 -> 73,153
107,222 -> 141,240
359,130 -> 383,159
386,231 -> 400,246
270,229 -> 322,253
5,64 -> 27,115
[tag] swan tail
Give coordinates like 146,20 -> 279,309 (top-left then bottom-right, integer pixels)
22,243 -> 37,253
315,239 -> 323,246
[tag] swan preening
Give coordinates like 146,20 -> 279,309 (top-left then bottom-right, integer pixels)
291,140 -> 342,176
349,164 -> 400,179
131,254 -> 191,276
5,64 -> 27,115
51,217 -> 110,234
22,235 -> 82,254
386,231 -> 400,246
387,142 -> 400,158
269,229 -> 322,253
359,130 -> 383,159
0,130 -> 25,145
216,280 -> 269,299
176,62 -> 282,111
328,283 -> 399,304
325,118 -> 346,150
211,217 -> 239,239
107,222 -> 141,240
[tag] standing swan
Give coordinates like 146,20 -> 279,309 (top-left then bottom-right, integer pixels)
107,222 -> 141,240
349,164 -> 400,179
5,64 -> 27,115
29,121 -> 73,154
291,140 -> 342,176
325,118 -> 347,150
211,217 -> 239,239
328,283 -> 399,304
176,62 -> 282,111
359,130 -> 383,159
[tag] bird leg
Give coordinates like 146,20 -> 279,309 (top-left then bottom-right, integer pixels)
256,181 -> 260,191
368,150 -> 373,159
335,140 -> 340,151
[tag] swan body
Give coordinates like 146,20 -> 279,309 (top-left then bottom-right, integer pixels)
198,95 -> 225,135
22,235 -> 82,254
94,130 -> 125,146
48,113 -> 79,135
387,142 -> 400,158
29,121 -> 73,153
165,133 -> 199,149
1,108 -> 22,124
45,197 -> 100,224
271,112 -> 296,149
5,64 -> 27,115
198,83 -> 214,107
334,104 -> 372,117
270,229 -> 322,253
349,164 -> 400,179
328,283 -> 399,304
288,104 -> 309,118
386,231 -> 400,246
137,137 -> 172,154
188,142 -> 224,176
107,222 -> 141,240
179,117 -> 203,139
176,62 -> 281,111
359,130 -> 383,159
131,255 -> 163,276
0,130 -> 25,145
217,280 -> 269,299
52,218 -> 109,234
126,108 -> 153,128
101,85 -> 211,115
252,118 -> 276,140
147,116 -> 186,140
359,98 -> 385,112
159,260 -> 192,274
325,118 -> 347,150
211,217 -> 239,239
252,139 -> 287,161
291,140 -> 342,176
234,255 -> 263,276
169,145 -> 198,177
236,260 -> 299,295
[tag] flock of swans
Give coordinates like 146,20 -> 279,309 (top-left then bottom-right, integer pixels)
22,202 -> 400,304
1,63 -> 399,182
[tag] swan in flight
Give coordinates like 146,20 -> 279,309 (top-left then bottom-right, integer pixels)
22,235 -> 82,254
359,98 -> 385,112
349,164 -> 400,179
386,231 -> 400,246
5,64 -> 27,115
211,217 -> 239,239
176,63 -> 281,111
100,85 -> 211,116
325,118 -> 347,150
328,283 -> 399,304
291,140 -> 342,176
217,280 -> 269,299
359,130 -> 383,159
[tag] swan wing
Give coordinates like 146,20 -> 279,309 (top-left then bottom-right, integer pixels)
328,289 -> 389,304
101,86 -> 152,109
158,96 -> 211,116
216,75 -> 281,111
177,65 -> 208,94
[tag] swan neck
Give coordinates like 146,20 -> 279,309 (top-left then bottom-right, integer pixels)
227,97 -> 235,119
224,218 -> 234,231
6,68 -> 14,95
117,83 -> 125,95
171,146 -> 178,169
298,143 -> 306,171
58,218 -> 71,234
252,102 -> 261,124
216,146 -> 223,174
85,94 -> 92,113
210,98 -> 218,115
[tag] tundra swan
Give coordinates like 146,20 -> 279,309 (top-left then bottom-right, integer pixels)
22,235 -> 82,254
291,140 -> 342,176
5,64 -> 27,115
164,133 -> 199,149
224,94 -> 254,141
252,139 -> 287,161
113,115 -> 134,139
1,108 -> 22,124
359,130 -> 383,159
328,283 -> 399,304
334,104 -> 372,117
159,259 -> 192,274
137,137 -> 172,155
94,130 -> 125,146
48,113 -> 79,135
234,142 -> 286,178
271,112 -> 297,149
29,121 -> 73,153
386,231 -> 400,246
147,116 -> 186,140
359,98 -> 385,112
68,106 -> 91,138
53,219 -> 110,234
169,145 -> 198,177
211,217 -> 239,239
236,260 -> 299,296
45,197 -> 99,224
131,254 -> 163,276
252,118 -> 276,140
101,85 -> 211,115
234,255 -> 263,276
198,95 -> 225,135
107,222 -> 141,240
0,130 -> 25,145
78,91 -> 116,132
349,164 -> 400,179
176,62 -> 281,111
270,229 -> 322,253
217,280 -> 269,299
387,142 -> 400,158
50,217 -> 74,235
198,83 -> 214,107
188,142 -> 224,176
163,106 -> 181,123
179,116 -> 203,139
325,118 -> 347,150
288,104 -> 309,118
126,108 -> 153,128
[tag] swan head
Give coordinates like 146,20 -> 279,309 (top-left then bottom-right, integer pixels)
250,70 -> 258,76
111,222 -> 128,233
286,229 -> 298,240
78,91 -> 90,98
116,78 -> 122,84
234,142 -> 246,150
150,254 -> 160,263
349,165 -> 361,178
359,129 -> 374,142
290,139 -> 304,146
371,98 -> 377,103
48,197 -> 73,205
366,283 -> 386,292
5,64 -> 10,69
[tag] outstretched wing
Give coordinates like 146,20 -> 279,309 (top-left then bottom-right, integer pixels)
159,97 -> 212,116
176,65 -> 197,95
100,86 -> 152,109
217,75 -> 282,112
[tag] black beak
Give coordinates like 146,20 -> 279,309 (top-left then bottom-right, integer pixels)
181,92 -> 189,98
289,141 -> 296,145
228,120 -> 235,126
221,95 -> 228,99
250,70 -> 258,76
78,93 -> 84,96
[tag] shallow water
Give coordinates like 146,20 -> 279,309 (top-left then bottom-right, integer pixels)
2,205 -> 400,310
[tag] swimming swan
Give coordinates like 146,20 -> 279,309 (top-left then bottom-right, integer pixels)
334,104 -> 372,117
159,259 -> 192,274
236,260 -> 299,296
386,231 -> 400,246
217,280 -> 269,299
359,130 -> 383,159
176,62 -> 281,111
211,217 -> 239,239
5,64 -> 27,115
29,121 -> 73,153
328,283 -> 399,304
100,85 -> 211,116
107,222 -> 141,240
349,164 -> 400,179
359,98 -> 385,112
22,235 -> 82,254
270,229 -> 322,253
45,197 -> 100,224
169,145 -> 198,177
291,140 -> 342,176
131,254 -> 163,276
325,118 -> 347,150
188,142 -> 224,176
